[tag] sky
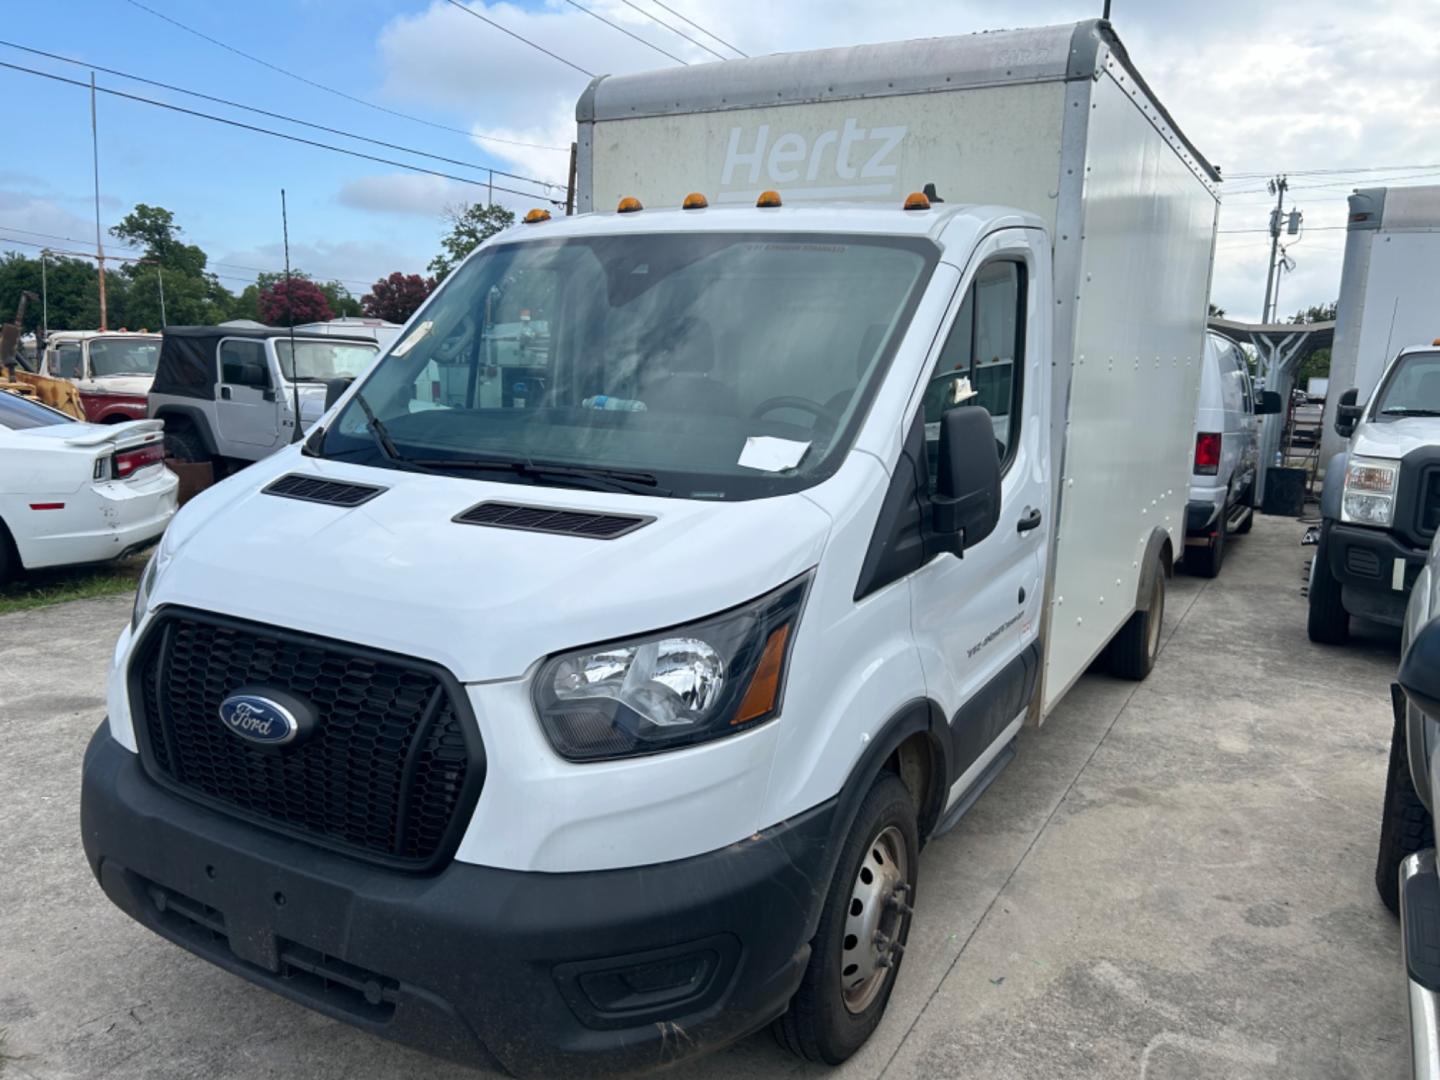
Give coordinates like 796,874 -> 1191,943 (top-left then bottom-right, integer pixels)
5,0 -> 1440,318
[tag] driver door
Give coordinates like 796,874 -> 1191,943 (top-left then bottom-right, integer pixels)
215,338 -> 281,450
909,229 -> 1049,797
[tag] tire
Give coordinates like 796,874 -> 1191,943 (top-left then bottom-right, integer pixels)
773,772 -> 918,1065
164,425 -> 208,464
1106,564 -> 1165,680
0,519 -> 15,583
1376,696 -> 1433,915
1307,524 -> 1350,645
1193,519 -> 1225,579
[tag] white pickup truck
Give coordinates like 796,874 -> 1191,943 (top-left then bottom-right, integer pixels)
81,20 -> 1217,1075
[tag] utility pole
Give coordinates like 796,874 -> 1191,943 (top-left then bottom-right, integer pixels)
39,249 -> 49,341
90,71 -> 108,331
1260,175 -> 1287,324
156,264 -> 167,327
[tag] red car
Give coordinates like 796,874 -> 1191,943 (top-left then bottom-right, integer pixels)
40,331 -> 161,424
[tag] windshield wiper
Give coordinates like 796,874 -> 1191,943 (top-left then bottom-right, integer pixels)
407,454 -> 668,496
349,391 -> 439,474
1381,407 -> 1440,417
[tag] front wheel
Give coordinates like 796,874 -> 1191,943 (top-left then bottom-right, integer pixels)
773,772 -> 918,1064
1376,692 -> 1433,915
1307,524 -> 1350,645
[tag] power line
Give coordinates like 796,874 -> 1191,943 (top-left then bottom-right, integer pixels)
119,0 -> 565,151
617,1 -> 727,61
649,0 -> 747,57
1227,162 -> 1440,180
561,0 -> 689,65
441,0 -> 595,78
0,61 -> 566,205
0,40 -> 566,181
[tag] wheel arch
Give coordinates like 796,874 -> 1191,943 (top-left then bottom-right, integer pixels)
153,404 -> 219,456
1134,527 -> 1174,611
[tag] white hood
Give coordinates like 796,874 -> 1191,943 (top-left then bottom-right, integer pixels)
150,453 -> 833,682
84,374 -> 154,396
1351,416 -> 1440,461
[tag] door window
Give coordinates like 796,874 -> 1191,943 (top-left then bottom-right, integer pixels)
219,339 -> 270,388
922,261 -> 1025,485
51,343 -> 82,379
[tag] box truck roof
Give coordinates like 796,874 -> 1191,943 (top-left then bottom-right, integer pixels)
576,19 -> 1218,215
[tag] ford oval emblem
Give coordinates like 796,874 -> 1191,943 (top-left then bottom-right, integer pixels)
219,693 -> 300,746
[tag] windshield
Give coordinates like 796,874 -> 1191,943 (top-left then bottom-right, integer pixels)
1374,351 -> 1440,418
276,340 -> 379,382
0,390 -> 73,430
320,232 -> 935,499
88,337 -> 160,377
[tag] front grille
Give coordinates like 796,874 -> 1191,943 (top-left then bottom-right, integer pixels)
1421,468 -> 1440,538
454,500 -> 652,539
133,609 -> 484,870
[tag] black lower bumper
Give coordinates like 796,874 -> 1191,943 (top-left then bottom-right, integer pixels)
1185,499 -> 1221,535
81,727 -> 833,1076
1328,522 -> 1427,626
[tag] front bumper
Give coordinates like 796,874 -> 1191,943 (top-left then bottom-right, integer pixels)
80,727 -> 832,1076
1401,850 -> 1440,1080
1328,522 -> 1427,627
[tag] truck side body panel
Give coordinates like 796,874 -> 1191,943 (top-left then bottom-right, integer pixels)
1041,65 -> 1218,710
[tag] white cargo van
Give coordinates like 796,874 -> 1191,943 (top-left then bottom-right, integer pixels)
81,20 -> 1217,1076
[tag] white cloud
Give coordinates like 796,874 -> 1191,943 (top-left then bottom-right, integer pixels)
336,173 -> 475,217
364,0 -> 1440,321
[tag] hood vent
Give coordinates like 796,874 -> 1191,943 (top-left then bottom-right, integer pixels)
263,473 -> 386,508
453,501 -> 652,539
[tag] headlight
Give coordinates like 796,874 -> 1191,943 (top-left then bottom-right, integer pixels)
1341,456 -> 1399,527
533,575 -> 810,761
131,550 -> 165,629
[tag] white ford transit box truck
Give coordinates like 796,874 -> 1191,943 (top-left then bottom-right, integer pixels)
81,20 -> 1218,1075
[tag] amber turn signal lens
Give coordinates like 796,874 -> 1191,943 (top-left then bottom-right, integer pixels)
755,190 -> 783,208
903,192 -> 931,210
617,196 -> 644,213
682,192 -> 709,209
523,208 -> 551,224
733,623 -> 792,725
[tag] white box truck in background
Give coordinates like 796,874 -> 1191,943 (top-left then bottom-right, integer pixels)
83,19 -> 1218,1075
1321,185 -> 1440,465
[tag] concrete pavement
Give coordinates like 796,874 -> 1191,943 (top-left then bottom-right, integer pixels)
0,515 -> 1408,1078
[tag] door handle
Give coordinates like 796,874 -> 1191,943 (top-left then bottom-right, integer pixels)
220,386 -> 232,400
1017,507 -> 1043,533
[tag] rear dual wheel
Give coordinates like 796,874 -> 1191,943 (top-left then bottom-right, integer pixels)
1106,568 -> 1166,680
774,772 -> 918,1064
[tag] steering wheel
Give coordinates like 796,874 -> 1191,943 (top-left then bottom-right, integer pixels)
750,396 -> 842,430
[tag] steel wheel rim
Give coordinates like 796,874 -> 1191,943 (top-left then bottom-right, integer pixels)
840,824 -> 910,1014
1146,576 -> 1164,660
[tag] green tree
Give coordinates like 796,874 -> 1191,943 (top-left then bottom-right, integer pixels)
110,204 -> 209,277
1289,301 -> 1338,385
429,202 -> 515,281
0,251 -> 128,333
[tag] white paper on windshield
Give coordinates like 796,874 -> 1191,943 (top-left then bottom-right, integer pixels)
390,320 -> 433,357
738,436 -> 810,472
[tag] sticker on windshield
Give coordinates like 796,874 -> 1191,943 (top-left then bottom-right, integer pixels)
738,436 -> 810,473
391,320 -> 433,357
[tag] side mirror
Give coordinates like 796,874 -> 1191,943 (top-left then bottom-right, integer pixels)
1399,618 -> 1440,719
932,407 -> 1001,550
323,377 -> 354,410
1335,387 -> 1362,438
1255,390 -> 1283,416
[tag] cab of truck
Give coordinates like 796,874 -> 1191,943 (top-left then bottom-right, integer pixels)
40,330 -> 162,424
1309,343 -> 1440,643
